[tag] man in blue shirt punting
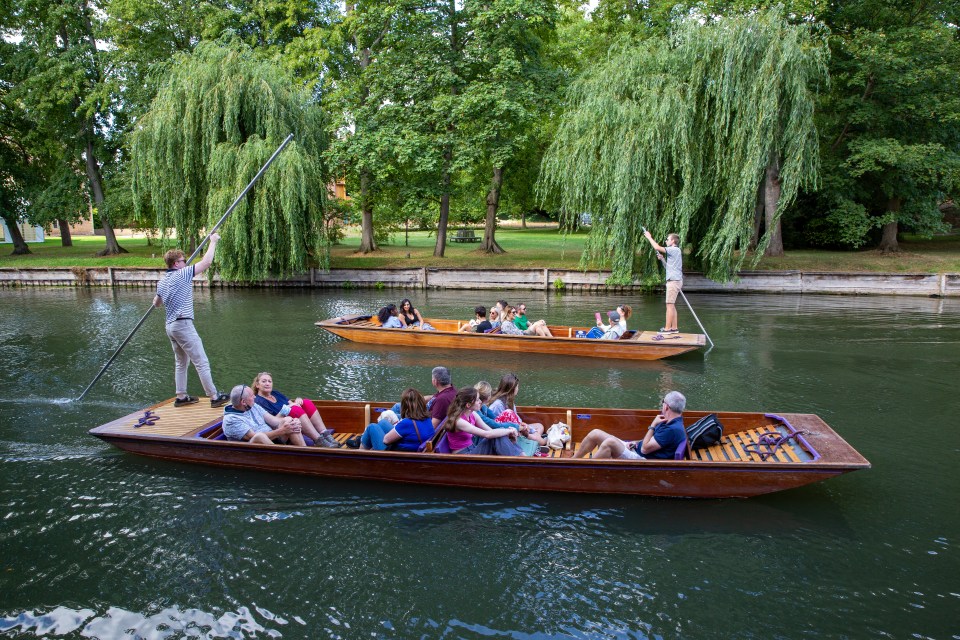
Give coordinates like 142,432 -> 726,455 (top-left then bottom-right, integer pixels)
572,391 -> 687,460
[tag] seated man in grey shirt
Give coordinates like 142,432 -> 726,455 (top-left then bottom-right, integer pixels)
221,384 -> 306,446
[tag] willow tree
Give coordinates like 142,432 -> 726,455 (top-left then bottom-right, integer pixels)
539,7 -> 828,282
130,40 -> 331,281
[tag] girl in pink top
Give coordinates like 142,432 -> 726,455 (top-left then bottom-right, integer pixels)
445,388 -> 518,454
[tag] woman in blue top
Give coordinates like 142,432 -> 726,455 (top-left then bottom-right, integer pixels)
252,372 -> 341,448
378,304 -> 403,328
361,388 -> 435,451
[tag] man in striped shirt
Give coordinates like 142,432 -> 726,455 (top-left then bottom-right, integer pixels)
153,233 -> 229,408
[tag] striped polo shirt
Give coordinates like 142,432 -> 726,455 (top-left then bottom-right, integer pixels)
156,265 -> 196,324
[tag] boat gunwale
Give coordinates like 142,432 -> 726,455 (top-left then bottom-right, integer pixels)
90,430 -> 869,472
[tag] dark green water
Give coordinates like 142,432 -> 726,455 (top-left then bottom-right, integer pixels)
0,287 -> 957,639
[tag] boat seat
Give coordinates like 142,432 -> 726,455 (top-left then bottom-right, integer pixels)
196,421 -> 226,440
675,438 -> 688,460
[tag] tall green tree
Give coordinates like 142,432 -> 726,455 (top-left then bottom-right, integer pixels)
460,0 -> 561,253
354,0 -> 473,257
321,0 -> 400,254
814,0 -> 960,252
540,7 -> 828,281
0,35 -> 34,255
10,0 -> 127,255
130,40 -> 332,281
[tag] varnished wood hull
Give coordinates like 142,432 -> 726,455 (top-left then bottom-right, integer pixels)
316,315 -> 705,361
90,399 -> 870,498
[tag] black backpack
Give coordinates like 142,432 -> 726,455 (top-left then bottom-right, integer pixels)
686,413 -> 723,450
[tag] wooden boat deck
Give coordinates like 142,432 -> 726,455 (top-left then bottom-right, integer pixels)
91,399 -> 869,497
98,399 -> 820,464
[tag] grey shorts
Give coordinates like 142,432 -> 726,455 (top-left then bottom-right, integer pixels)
619,446 -> 644,460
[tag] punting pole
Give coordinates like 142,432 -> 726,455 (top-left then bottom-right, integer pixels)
75,134 -> 295,402
641,226 -> 715,348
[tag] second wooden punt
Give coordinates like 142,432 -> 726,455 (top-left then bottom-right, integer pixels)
315,314 -> 705,360
89,398 -> 869,498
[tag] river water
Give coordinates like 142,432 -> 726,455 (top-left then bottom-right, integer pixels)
0,287 -> 957,639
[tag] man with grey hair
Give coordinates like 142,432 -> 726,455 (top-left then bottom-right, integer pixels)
429,366 -> 456,428
573,391 -> 687,460
221,384 -> 305,446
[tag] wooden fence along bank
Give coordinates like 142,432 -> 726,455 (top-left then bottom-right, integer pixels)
1,267 -> 959,297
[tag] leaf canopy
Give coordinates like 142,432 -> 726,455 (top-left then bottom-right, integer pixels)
540,7 -> 828,282
130,39 -> 331,281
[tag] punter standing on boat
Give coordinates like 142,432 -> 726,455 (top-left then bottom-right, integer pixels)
153,233 -> 229,408
643,230 -> 682,334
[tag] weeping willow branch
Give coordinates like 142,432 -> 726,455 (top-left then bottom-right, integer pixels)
539,7 -> 828,282
130,40 -> 331,281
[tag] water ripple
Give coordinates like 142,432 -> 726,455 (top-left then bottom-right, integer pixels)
0,604 -> 295,639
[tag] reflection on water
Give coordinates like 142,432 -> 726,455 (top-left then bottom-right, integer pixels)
0,604 -> 292,639
1,288 -> 959,638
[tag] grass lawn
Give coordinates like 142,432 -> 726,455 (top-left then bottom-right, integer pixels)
2,226 -> 959,274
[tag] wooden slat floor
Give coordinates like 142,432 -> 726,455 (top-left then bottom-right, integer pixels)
573,424 -> 813,463
100,398 -> 222,436
633,330 -> 704,346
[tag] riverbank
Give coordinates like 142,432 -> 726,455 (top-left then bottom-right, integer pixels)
4,230 -> 960,273
2,265 -> 958,296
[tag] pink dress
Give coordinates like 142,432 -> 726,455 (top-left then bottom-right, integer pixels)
447,412 -> 478,451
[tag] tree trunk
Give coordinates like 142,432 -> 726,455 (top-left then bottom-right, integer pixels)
521,209 -> 527,229
433,0 -> 460,259
749,183 -> 763,251
763,155 -> 784,257
481,165 -> 505,253
356,37 -> 378,254
86,139 -> 126,256
78,2 -> 124,256
434,150 -> 451,257
57,219 -> 73,247
878,197 -> 901,253
2,214 -> 31,255
358,168 -> 377,253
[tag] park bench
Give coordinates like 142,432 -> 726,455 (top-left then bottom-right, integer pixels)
449,228 -> 480,243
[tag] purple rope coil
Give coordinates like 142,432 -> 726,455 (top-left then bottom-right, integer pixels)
134,410 -> 159,428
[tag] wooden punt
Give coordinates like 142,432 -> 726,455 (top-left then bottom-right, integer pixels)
315,314 -> 705,361
89,398 -> 870,498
